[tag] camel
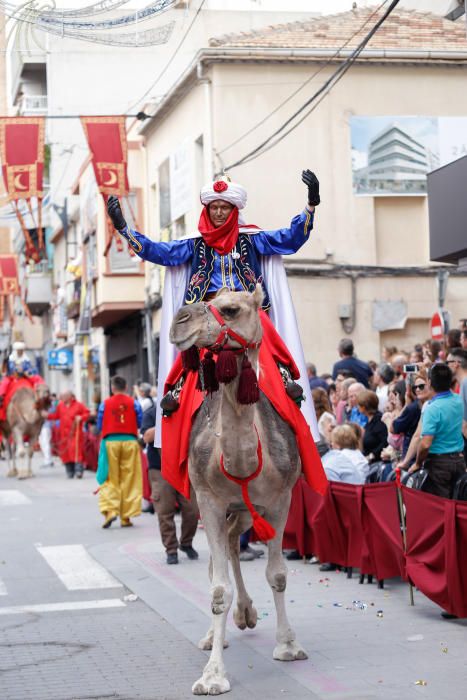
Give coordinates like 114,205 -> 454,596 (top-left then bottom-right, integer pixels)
0,382 -> 50,480
170,285 -> 307,696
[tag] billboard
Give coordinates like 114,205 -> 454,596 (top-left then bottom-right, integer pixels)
350,116 -> 467,196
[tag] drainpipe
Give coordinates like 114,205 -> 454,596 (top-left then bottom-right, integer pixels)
198,61 -> 213,181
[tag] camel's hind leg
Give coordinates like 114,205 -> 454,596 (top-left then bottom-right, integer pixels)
192,493 -> 232,696
265,491 -> 308,662
228,513 -> 258,631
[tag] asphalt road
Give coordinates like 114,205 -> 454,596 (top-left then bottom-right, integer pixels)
1,456 -> 466,700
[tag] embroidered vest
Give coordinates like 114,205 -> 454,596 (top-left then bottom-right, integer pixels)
184,234 -> 271,310
102,394 -> 138,438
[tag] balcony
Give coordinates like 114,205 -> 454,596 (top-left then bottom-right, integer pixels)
25,270 -> 53,315
18,95 -> 48,116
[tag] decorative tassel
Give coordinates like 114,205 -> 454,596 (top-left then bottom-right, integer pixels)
197,351 -> 219,395
216,348 -> 238,384
251,512 -> 276,541
237,355 -> 259,405
181,345 -> 200,371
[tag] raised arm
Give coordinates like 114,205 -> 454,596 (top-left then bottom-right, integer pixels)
107,196 -> 192,266
252,169 -> 320,256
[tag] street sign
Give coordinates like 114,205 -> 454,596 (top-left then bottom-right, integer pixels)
430,311 -> 445,340
47,348 -> 73,370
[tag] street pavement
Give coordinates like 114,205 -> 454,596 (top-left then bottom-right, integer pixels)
1,455 -> 466,700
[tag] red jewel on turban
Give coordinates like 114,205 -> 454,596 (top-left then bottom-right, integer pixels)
213,181 -> 228,193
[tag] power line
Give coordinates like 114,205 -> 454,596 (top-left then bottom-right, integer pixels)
125,0 -> 206,115
217,0 -> 390,157
222,0 -> 401,172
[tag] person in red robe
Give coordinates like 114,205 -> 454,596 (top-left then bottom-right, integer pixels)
47,391 -> 90,479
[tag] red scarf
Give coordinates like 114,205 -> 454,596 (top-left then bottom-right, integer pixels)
198,206 -> 239,255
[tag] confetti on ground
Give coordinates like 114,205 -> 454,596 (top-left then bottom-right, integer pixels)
248,664 -> 253,669
316,603 -> 323,608
407,634 -> 424,642
123,594 -> 138,602
414,680 -> 427,686
441,647 -> 448,654
352,600 -> 368,610
333,602 -> 343,607
376,610 -> 384,618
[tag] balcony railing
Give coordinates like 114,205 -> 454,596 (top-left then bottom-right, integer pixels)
18,95 -> 48,116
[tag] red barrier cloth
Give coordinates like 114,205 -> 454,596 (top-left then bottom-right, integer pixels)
362,482 -> 405,581
0,117 -> 45,260
283,478 -> 306,553
81,116 -> 129,197
82,431 -> 100,472
162,312 -> 327,500
141,450 -> 152,501
404,486 -> 467,617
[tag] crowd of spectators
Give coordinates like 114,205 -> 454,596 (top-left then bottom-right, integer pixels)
306,326 -> 467,500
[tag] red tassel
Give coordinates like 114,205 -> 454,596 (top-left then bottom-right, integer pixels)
216,348 -> 238,384
252,512 -> 276,541
197,351 -> 219,395
181,345 -> 200,371
237,355 -> 259,405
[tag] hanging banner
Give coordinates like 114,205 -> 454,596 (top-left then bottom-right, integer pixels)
0,117 -> 46,261
81,115 -> 131,255
0,254 -> 31,323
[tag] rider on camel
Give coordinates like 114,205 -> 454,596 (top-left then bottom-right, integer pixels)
0,341 -> 42,408
106,171 -> 326,499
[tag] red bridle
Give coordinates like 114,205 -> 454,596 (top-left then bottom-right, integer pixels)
205,303 -> 260,353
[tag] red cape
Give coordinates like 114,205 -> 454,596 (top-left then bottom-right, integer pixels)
162,311 -> 327,499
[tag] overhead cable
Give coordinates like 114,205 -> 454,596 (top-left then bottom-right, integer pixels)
222,0 -> 401,172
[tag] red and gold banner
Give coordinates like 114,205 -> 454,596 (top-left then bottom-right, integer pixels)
0,117 -> 46,261
81,116 -> 129,197
0,254 -> 31,323
81,116 -> 131,255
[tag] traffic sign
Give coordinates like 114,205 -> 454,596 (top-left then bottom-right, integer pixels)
430,311 -> 445,340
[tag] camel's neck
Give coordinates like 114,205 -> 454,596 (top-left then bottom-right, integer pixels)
219,349 -> 259,479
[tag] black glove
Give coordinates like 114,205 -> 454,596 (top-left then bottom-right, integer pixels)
301,170 -> 320,207
107,195 -> 127,231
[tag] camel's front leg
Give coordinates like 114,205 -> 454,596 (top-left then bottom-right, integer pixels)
6,440 -> 17,478
265,492 -> 308,662
13,428 -> 28,480
193,493 -> 232,696
229,530 -> 257,631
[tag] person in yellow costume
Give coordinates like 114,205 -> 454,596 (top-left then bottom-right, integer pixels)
96,375 -> 143,528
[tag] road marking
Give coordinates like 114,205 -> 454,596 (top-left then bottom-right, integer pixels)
0,578 -> 7,596
0,599 -> 126,616
0,490 -> 32,506
37,545 -> 123,590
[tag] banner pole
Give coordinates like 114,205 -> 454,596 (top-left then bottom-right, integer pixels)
395,468 -> 415,606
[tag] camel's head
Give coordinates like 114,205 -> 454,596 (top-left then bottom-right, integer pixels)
170,285 -> 264,352
35,383 -> 52,411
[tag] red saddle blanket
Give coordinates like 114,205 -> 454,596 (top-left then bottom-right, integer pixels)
0,377 -> 37,422
161,311 -> 328,500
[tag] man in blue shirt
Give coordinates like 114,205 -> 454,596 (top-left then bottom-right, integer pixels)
411,363 -> 465,498
332,338 -> 373,388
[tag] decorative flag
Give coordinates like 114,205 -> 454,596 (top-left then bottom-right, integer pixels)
0,117 -> 45,262
81,116 -> 133,255
0,254 -> 31,323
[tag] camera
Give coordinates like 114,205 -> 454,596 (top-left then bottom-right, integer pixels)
403,363 -> 418,373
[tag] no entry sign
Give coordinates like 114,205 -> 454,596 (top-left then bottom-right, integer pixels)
431,311 -> 445,340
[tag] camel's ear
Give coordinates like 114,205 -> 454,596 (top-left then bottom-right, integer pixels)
252,283 -> 264,310
215,287 -> 230,298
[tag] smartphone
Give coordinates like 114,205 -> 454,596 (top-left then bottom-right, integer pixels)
403,363 -> 418,373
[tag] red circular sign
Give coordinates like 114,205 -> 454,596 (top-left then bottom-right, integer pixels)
431,311 -> 444,340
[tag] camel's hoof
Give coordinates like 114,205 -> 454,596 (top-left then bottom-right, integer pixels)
233,604 -> 257,630
7,469 -> 18,478
211,585 -> 226,615
192,676 -> 231,695
272,573 -> 287,593
273,641 -> 308,662
17,474 -> 29,480
198,637 -> 229,651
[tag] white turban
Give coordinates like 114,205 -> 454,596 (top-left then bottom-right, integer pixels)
12,341 -> 25,351
200,179 -> 247,210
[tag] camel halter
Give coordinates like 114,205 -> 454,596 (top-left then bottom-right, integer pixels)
204,303 -> 260,353
220,429 -> 276,541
